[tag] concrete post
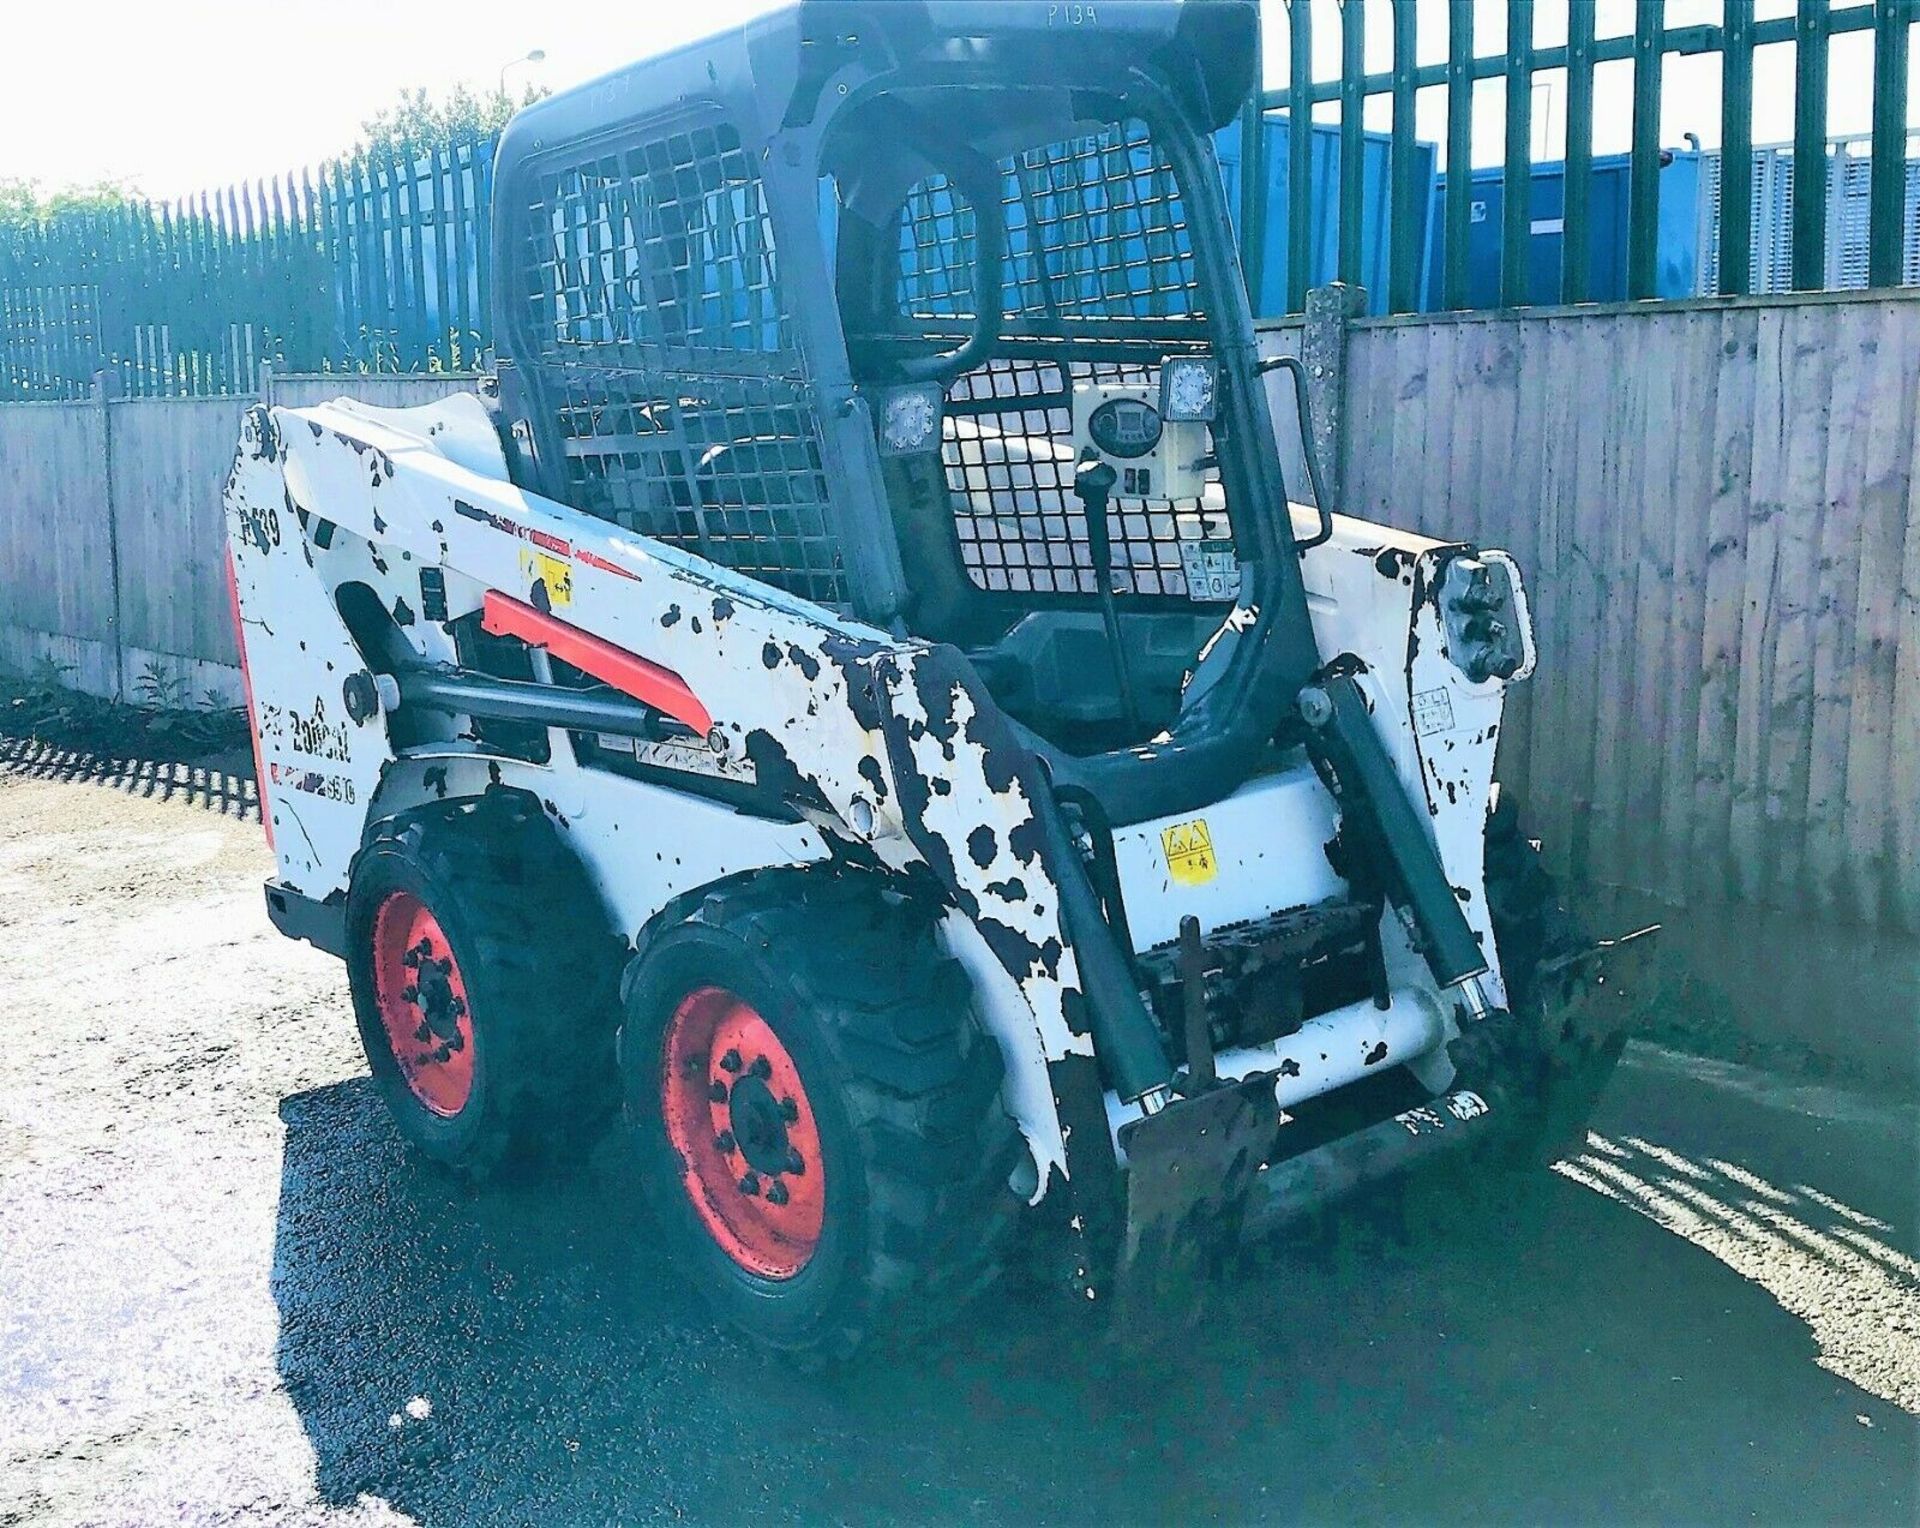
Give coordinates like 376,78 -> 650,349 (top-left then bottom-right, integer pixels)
1300,282 -> 1367,510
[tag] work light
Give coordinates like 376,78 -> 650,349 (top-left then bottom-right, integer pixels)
878,383 -> 945,455
1158,356 -> 1219,423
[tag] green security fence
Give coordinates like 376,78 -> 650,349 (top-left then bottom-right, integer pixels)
1252,0 -> 1916,313
0,136 -> 498,401
6,3 -> 1918,401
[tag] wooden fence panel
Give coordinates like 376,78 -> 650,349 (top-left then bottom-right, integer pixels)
1841,316 -> 1920,926
2,291 -> 1915,937
0,401 -> 117,691
0,375 -> 484,700
106,397 -> 248,674
1895,398 -> 1920,929
1336,290 -> 1920,933
265,372 -> 484,411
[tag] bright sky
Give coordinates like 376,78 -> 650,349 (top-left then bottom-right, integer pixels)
0,0 -> 1906,203
0,0 -> 784,201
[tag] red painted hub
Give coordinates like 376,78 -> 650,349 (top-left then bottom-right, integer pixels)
661,986 -> 825,1280
370,891 -> 475,1118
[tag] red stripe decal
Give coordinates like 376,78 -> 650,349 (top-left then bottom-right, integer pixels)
482,592 -> 714,736
224,550 -> 275,852
576,547 -> 641,582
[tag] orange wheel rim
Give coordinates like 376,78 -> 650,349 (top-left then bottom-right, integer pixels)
660,986 -> 825,1279
370,891 -> 475,1117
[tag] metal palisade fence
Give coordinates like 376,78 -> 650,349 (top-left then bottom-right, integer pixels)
1250,0 -> 1916,313
0,136 -> 498,401
6,0 -> 1919,401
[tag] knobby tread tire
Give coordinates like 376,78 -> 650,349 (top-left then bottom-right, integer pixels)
622,869 -> 1025,1365
1483,785 -> 1623,1162
1484,785 -> 1587,1019
346,788 -> 622,1179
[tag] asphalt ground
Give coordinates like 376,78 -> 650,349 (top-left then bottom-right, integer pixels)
2,741 -> 1915,1526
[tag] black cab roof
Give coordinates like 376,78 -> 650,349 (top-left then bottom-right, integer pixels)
494,0 -> 1257,177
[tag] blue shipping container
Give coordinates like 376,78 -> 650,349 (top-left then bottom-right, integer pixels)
1422,151 -> 1705,308
1215,112 -> 1438,317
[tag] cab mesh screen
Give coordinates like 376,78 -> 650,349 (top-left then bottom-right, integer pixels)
897,119 -> 1202,323
896,119 -> 1227,600
521,119 -> 847,606
941,357 -> 1226,597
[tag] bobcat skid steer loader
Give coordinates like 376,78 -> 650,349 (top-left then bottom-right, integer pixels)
225,0 -> 1644,1360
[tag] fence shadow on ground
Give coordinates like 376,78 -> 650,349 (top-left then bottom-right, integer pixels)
0,736 -> 257,822
271,1078 -> 1916,1527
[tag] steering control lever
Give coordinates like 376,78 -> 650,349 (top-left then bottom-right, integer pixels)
1073,449 -> 1142,732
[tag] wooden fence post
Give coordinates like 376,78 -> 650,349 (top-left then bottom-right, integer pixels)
1301,281 -> 1366,509
92,369 -> 126,701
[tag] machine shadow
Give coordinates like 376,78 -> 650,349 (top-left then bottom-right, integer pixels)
274,1079 -> 1914,1526
0,736 -> 258,822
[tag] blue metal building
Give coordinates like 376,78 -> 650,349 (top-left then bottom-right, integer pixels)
1216,113 -> 1438,317
1423,152 -> 1707,308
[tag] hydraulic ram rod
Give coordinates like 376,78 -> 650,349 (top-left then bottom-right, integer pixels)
394,666 -> 686,739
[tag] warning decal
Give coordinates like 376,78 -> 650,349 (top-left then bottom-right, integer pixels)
1160,818 -> 1218,887
1411,686 -> 1455,737
522,547 -> 574,609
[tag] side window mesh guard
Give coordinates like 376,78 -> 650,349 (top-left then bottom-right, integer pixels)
521,118 -> 848,607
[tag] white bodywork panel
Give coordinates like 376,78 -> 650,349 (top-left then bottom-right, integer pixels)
1111,757 -> 1344,952
1100,503 -> 1533,1006
225,391 -> 1535,1197
1097,502 -> 1536,1133
366,749 -> 834,945
223,393 -> 1091,1189
229,397 -> 842,948
1291,503 -> 1532,1009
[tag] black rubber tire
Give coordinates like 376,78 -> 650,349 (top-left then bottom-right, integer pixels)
1484,784 -> 1625,1162
619,870 -> 1025,1364
1484,784 -> 1586,1019
344,788 -> 622,1178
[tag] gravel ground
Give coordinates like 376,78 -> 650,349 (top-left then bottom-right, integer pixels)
1,742 -> 1915,1526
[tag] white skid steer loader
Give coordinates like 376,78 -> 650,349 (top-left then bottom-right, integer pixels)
225,0 -> 1646,1361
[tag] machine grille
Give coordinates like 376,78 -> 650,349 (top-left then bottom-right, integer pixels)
898,118 -> 1203,323
940,356 -> 1227,598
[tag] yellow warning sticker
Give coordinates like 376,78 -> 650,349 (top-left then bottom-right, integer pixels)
521,548 -> 574,609
1161,818 -> 1218,887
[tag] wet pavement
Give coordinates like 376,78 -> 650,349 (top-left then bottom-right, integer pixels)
2,743 -> 1916,1525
